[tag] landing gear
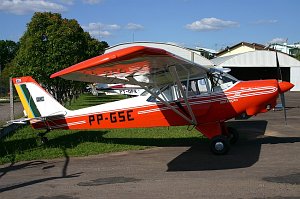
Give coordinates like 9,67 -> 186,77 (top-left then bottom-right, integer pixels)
38,129 -> 50,144
210,135 -> 230,155
227,127 -> 239,145
209,126 -> 239,155
196,122 -> 239,155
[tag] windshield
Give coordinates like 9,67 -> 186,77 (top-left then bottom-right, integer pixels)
208,72 -> 238,91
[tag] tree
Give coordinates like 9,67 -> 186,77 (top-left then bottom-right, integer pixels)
296,52 -> 300,61
0,40 -> 19,72
12,12 -> 108,104
0,40 -> 19,96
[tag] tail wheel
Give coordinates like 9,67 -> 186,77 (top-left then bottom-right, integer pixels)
41,136 -> 49,144
227,127 -> 239,145
210,135 -> 230,155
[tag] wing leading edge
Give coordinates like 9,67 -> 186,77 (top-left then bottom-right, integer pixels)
50,46 -> 209,86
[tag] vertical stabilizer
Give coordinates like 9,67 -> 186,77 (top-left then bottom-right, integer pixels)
13,76 -> 68,118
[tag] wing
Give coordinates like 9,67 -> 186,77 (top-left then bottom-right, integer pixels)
50,46 -> 210,86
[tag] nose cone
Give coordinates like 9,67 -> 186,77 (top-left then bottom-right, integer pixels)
278,81 -> 294,93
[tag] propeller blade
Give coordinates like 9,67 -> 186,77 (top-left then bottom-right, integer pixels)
279,93 -> 287,125
276,51 -> 283,82
276,52 -> 288,125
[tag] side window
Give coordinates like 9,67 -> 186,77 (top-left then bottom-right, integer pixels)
147,76 -> 214,102
184,77 -> 211,97
198,78 -> 209,93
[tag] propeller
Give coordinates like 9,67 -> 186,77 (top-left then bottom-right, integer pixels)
275,51 -> 287,125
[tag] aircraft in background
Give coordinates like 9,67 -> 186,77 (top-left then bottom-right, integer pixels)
11,46 -> 293,155
90,83 -> 144,96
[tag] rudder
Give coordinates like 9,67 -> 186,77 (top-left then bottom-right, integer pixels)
13,76 -> 68,118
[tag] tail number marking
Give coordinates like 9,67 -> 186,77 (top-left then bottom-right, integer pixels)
88,110 -> 134,126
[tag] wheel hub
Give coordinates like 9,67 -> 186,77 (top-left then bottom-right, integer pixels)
215,142 -> 224,151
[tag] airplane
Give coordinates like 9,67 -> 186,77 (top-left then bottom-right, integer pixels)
93,83 -> 144,96
11,46 -> 294,155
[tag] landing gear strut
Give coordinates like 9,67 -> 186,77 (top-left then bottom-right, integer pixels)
38,129 -> 50,144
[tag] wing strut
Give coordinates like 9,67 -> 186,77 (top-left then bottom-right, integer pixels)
127,66 -> 197,126
168,65 -> 197,126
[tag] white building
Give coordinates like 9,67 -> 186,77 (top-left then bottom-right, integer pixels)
211,50 -> 300,91
268,42 -> 300,56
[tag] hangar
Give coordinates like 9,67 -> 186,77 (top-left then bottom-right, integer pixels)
211,50 -> 300,91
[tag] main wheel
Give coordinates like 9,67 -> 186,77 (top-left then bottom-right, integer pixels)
210,135 -> 230,155
227,127 -> 239,145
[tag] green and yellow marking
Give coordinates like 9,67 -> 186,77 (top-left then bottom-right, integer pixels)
14,84 -> 41,118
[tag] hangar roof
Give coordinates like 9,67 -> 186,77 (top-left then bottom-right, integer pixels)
106,42 -> 214,67
211,50 -> 300,68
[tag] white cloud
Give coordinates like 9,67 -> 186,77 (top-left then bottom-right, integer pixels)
82,0 -> 103,4
83,22 -> 121,31
0,0 -> 67,15
89,30 -> 111,38
83,22 -> 144,38
83,23 -> 121,30
83,22 -> 121,38
268,38 -> 287,44
59,0 -> 74,5
126,23 -> 144,30
186,17 -> 239,31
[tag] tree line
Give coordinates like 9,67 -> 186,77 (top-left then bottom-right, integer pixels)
0,12 -> 108,104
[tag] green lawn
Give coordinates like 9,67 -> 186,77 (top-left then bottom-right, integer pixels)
0,94 -> 204,165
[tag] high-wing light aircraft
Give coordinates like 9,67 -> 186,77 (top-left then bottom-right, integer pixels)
12,46 -> 294,155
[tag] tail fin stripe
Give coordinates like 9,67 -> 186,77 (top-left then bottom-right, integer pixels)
20,84 -> 41,118
15,83 -> 41,118
15,84 -> 33,118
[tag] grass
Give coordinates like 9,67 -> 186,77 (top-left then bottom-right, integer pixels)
0,93 -> 204,165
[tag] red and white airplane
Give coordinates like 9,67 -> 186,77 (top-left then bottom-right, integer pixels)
12,46 -> 294,154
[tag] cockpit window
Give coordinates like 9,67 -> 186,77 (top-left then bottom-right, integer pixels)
208,72 -> 238,91
147,76 -> 212,102
146,71 -> 239,102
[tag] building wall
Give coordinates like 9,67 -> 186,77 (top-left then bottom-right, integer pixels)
291,67 -> 300,91
219,46 -> 255,57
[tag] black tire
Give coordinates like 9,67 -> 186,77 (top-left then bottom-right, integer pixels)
227,127 -> 239,145
210,135 -> 230,155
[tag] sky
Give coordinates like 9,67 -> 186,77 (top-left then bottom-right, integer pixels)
0,0 -> 299,51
